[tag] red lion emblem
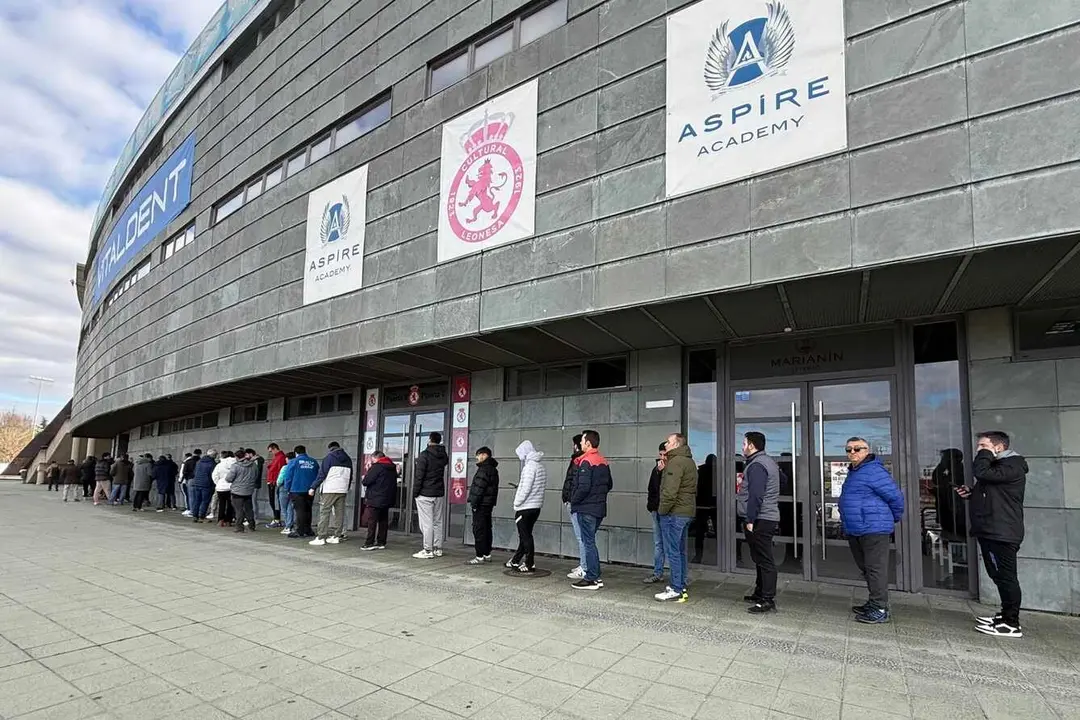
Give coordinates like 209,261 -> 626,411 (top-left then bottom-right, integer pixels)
458,158 -> 508,224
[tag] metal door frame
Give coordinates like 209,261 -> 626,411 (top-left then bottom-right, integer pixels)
378,407 -> 448,537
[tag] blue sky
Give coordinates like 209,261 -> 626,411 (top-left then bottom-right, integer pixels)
0,0 -> 222,423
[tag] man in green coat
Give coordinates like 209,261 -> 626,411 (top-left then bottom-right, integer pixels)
655,433 -> 698,602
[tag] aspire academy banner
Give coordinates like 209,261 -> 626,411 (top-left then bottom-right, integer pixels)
437,80 -> 538,263
303,165 -> 368,305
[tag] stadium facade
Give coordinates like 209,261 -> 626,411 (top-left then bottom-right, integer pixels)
71,0 -> 1080,612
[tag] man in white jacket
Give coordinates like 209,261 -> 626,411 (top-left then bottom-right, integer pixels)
507,440 -> 547,573
212,451 -> 238,526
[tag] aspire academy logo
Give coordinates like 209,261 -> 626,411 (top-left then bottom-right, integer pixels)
705,1 -> 795,96
319,196 -> 351,245
445,109 -> 525,243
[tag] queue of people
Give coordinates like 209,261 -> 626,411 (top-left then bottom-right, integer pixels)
44,426 -> 1027,638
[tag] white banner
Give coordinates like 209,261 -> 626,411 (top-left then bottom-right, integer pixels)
665,0 -> 847,197
437,80 -> 538,263
303,165 -> 368,305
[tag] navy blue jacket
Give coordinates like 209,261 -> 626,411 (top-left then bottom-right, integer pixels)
570,450 -> 613,519
837,456 -> 904,536
192,456 -> 217,489
361,458 -> 398,509
152,459 -> 173,493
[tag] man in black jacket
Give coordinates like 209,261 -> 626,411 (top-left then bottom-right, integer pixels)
467,447 -> 499,565
361,451 -> 398,550
412,432 -> 449,559
643,442 -> 668,583
958,430 -> 1027,638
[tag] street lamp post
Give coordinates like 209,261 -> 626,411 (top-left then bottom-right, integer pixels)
27,375 -> 54,440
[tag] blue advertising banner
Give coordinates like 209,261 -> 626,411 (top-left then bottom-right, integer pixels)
89,133 -> 196,308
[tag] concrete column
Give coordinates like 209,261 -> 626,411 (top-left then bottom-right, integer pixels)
86,438 -> 108,457
71,437 -> 86,463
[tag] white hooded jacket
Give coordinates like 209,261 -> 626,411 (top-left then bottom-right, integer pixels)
213,456 -> 237,492
514,440 -> 547,511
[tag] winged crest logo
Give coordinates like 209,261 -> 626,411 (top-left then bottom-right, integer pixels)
705,1 -> 795,95
319,196 -> 351,245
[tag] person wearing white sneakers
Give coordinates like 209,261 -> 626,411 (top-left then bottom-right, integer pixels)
309,442 -> 353,546
653,434 -> 697,603
412,432 -> 449,559
467,447 -> 499,565
507,440 -> 547,573
562,434 -> 586,580
361,451 -> 398,550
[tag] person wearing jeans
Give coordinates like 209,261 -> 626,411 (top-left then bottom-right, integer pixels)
654,434 -> 697,602
285,447 -> 319,538
562,435 -> 585,579
109,455 -> 132,505
958,431 -> 1028,638
412,433 -> 449,559
643,442 -> 668,584
738,432 -> 782,614
265,443 -> 288,528
361,451 -> 397,550
276,452 -> 296,533
569,430 -> 613,590
837,436 -> 905,624
509,440 -> 546,572
467,447 -> 499,564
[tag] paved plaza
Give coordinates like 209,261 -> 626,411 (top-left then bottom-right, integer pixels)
2,483 -> 1080,720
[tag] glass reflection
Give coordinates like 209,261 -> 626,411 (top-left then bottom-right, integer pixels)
687,350 -> 717,567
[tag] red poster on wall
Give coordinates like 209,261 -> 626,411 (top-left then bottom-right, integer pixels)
449,477 -> 467,505
453,375 -> 471,403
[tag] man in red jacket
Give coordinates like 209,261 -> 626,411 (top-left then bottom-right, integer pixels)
265,443 -> 287,528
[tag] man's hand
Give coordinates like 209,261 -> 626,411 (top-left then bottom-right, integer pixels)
955,485 -> 971,498
308,489 -> 315,496
745,522 -> 754,532
976,438 -> 994,452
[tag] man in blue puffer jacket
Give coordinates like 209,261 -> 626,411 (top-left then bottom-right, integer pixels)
837,437 -> 904,625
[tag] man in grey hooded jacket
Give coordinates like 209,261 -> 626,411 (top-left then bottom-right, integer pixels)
226,456 -> 260,533
507,440 -> 547,572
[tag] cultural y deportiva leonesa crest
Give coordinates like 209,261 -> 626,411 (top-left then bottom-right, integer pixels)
437,79 -> 538,263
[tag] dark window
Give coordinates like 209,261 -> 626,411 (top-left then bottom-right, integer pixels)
688,349 -> 718,384
337,393 -> 353,412
508,368 -> 543,398
1016,306 -> 1080,358
586,357 -> 628,389
202,412 -> 218,429
298,397 -> 318,417
139,423 -> 156,439
546,364 -> 583,394
914,322 -> 959,364
319,395 -> 336,414
256,403 -> 268,421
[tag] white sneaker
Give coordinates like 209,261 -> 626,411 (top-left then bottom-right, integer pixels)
482,555 -> 491,562
433,549 -> 443,557
309,538 -> 326,546
206,515 -> 214,521
280,528 -> 291,535
182,510 -> 192,517
567,567 -> 585,580
654,586 -> 684,602
326,536 -> 340,544
412,550 -> 435,559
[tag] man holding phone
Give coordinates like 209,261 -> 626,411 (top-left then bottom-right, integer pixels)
957,431 -> 1027,638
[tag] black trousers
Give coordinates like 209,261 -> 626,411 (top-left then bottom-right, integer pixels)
267,483 -> 280,520
132,490 -> 150,510
216,491 -> 234,523
849,534 -> 891,609
291,493 -> 314,535
979,538 -> 1022,625
365,506 -> 389,546
471,505 -> 493,558
746,519 -> 778,601
82,480 -> 94,497
511,508 -> 541,568
232,494 -> 256,530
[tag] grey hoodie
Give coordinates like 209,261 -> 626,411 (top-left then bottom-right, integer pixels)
226,458 -> 260,497
132,457 -> 154,492
513,441 -> 547,511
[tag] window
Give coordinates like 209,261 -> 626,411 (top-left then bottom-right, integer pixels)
474,28 -> 513,69
286,152 -> 306,177
162,411 -> 219,434
334,97 -> 391,149
428,0 -> 566,95
231,402 -> 269,425
139,423 -> 156,439
430,53 -> 468,95
1016,306 -> 1080,358
505,356 -> 628,398
264,164 -> 283,190
309,134 -> 331,163
214,189 -> 243,223
162,224 -> 195,261
105,257 -> 152,307
586,357 -> 627,389
286,392 -> 355,419
245,178 -> 263,202
521,0 -> 567,45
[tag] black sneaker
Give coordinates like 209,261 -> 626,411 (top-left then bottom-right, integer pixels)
571,579 -> 601,591
643,574 -> 664,584
852,601 -> 871,614
747,600 -> 776,614
744,594 -> 763,603
360,545 -> 378,551
975,621 -> 1022,638
287,532 -> 301,538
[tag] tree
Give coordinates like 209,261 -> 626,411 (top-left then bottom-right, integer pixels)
0,411 -> 34,463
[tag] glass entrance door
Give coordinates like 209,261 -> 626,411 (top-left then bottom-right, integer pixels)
381,411 -> 447,536
730,378 -> 901,586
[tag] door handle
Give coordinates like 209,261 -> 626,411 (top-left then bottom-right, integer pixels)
818,400 -> 826,561
790,401 -> 798,560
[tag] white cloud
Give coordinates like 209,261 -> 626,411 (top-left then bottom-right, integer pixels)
0,0 -> 218,425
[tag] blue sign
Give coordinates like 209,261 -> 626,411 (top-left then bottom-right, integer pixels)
89,133 -> 196,308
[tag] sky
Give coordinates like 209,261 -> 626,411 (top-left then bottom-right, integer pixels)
0,0 -> 222,426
